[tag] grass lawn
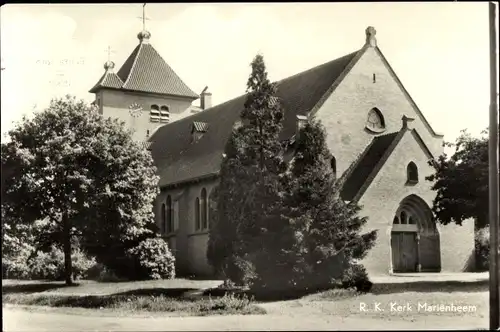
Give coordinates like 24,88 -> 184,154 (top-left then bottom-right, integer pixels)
2,278 -> 265,317
2,277 -> 489,325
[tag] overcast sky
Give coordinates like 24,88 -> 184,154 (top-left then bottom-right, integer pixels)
0,3 -> 496,144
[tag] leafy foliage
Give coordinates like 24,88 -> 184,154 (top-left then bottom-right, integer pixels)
426,129 -> 489,227
475,226 -> 490,270
207,54 -> 286,286
126,237 -> 176,280
1,95 -> 161,283
208,55 -> 376,296
2,214 -> 36,279
27,244 -> 97,281
255,119 -> 377,294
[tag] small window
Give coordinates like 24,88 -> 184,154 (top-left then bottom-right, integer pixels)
195,197 -> 200,231
409,216 -> 416,224
365,108 -> 386,133
393,216 -> 400,224
407,162 -> 418,184
201,188 -> 208,229
146,129 -> 150,137
166,195 -> 173,233
373,73 -> 376,83
161,203 -> 166,234
160,106 -> 170,123
330,156 -> 337,178
400,211 -> 408,224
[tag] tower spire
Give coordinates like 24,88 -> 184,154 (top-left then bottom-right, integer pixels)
137,3 -> 151,43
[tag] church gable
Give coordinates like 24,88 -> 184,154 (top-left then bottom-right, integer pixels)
312,27 -> 443,179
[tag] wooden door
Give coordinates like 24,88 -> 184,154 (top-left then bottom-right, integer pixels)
391,232 -> 418,273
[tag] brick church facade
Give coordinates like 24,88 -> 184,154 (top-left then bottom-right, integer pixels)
90,26 -> 475,277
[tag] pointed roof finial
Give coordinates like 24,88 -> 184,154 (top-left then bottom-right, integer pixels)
137,3 -> 151,43
365,26 -> 377,47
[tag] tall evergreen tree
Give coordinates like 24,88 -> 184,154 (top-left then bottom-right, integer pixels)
207,54 -> 287,286
285,119 -> 378,291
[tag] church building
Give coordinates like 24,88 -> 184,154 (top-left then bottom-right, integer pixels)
89,26 -> 475,277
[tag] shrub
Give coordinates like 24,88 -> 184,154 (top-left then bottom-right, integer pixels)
475,226 -> 490,270
341,263 -> 372,293
127,237 -> 176,280
27,244 -> 97,281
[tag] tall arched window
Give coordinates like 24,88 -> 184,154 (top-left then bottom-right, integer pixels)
407,162 -> 418,184
166,195 -> 173,233
365,107 -> 386,133
161,203 -> 166,234
195,197 -> 200,231
393,216 -> 400,224
150,105 -> 160,122
160,106 -> 170,123
330,156 -> 337,179
201,188 -> 208,229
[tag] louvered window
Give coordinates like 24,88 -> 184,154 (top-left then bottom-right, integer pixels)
150,105 -> 160,122
160,106 -> 170,123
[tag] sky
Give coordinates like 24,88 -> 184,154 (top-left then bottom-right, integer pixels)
0,2 -> 497,144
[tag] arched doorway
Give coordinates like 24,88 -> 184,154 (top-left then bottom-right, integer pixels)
391,195 -> 441,273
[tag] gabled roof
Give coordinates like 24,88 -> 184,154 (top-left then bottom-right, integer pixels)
150,50 -> 360,188
340,132 -> 400,201
90,33 -> 199,100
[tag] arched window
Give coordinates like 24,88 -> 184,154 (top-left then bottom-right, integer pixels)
330,156 -> 337,178
150,105 -> 160,122
160,106 -> 170,123
408,216 -> 416,224
407,162 -> 419,184
393,216 -> 400,224
166,195 -> 173,233
400,211 -> 408,224
365,108 -> 386,133
195,197 -> 200,231
201,188 -> 208,229
161,203 -> 166,234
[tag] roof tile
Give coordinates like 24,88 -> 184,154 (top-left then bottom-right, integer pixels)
116,43 -> 199,99
340,132 -> 399,201
149,50 -> 360,187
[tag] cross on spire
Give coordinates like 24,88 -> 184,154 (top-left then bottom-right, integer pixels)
138,3 -> 150,31
105,45 -> 115,61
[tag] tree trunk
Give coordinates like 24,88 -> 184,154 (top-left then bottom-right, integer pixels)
62,212 -> 73,285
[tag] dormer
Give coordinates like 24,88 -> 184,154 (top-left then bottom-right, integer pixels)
192,121 -> 209,143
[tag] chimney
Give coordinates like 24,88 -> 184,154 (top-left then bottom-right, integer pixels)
296,115 -> 308,138
402,115 -> 415,130
200,86 -> 212,110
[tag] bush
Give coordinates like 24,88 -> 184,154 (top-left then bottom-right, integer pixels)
475,226 -> 490,270
27,244 -> 97,281
341,263 -> 372,293
2,221 -> 35,279
127,237 -> 176,280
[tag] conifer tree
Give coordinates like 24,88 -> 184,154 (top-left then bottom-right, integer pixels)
285,119 -> 378,291
207,54 -> 287,286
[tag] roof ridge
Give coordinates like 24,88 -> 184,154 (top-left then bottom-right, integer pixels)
274,50 -> 360,85
122,43 -> 144,87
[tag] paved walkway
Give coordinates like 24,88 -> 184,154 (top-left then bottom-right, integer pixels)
2,306 -> 486,331
371,272 -> 489,284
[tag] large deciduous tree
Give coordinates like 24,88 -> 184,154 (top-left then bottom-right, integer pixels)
207,54 -> 287,286
426,129 -> 489,228
426,129 -> 490,270
1,95 -> 159,284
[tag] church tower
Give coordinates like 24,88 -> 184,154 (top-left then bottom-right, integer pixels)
89,25 -> 205,142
